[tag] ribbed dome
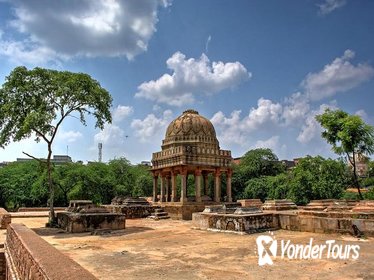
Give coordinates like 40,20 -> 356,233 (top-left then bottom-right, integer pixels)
163,109 -> 219,149
165,110 -> 216,138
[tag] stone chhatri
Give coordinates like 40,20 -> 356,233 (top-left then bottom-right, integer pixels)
151,109 -> 233,219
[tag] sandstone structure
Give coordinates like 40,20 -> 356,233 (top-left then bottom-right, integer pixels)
262,199 -> 298,211
107,196 -> 155,218
4,223 -> 97,279
151,109 -> 233,219
237,199 -> 263,209
58,201 -> 126,233
0,208 -> 10,229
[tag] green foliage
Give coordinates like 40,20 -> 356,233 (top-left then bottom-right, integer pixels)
0,161 -> 44,209
364,187 -> 374,200
288,156 -> 348,205
0,66 -> 113,220
243,177 -> 269,202
316,109 -> 374,198
232,148 -> 285,199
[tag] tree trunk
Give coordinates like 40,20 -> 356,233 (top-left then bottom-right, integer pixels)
47,144 -> 56,225
351,152 -> 363,200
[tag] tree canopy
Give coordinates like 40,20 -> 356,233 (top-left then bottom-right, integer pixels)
0,66 -> 112,223
316,109 -> 374,198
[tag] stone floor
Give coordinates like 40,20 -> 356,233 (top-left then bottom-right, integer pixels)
11,217 -> 374,280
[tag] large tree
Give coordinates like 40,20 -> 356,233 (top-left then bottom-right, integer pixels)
0,66 -> 112,224
316,109 -> 374,199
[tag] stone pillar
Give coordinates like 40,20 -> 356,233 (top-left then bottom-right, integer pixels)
171,171 -> 177,202
160,175 -> 165,202
203,173 -> 209,196
180,169 -> 188,203
165,177 -> 170,202
226,169 -> 233,202
214,169 -> 221,203
152,173 -> 158,202
195,169 -> 202,203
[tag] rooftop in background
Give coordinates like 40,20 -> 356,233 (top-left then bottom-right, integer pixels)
16,155 -> 72,165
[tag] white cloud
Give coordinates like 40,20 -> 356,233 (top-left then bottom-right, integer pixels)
302,50 -> 374,101
57,130 -> 83,143
297,102 -> 337,144
131,110 -> 173,142
0,0 -> 170,64
318,0 -> 347,15
211,98 -> 283,147
205,35 -> 211,53
94,124 -> 125,145
282,92 -> 310,126
253,136 -> 287,158
112,105 -> 133,122
135,52 -> 251,106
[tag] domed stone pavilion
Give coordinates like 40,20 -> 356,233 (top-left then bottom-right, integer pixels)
151,109 -> 233,219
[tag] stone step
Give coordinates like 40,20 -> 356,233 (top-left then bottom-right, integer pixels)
148,215 -> 170,220
154,208 -> 165,213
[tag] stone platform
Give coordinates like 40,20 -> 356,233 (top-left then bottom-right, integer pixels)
262,199 -> 298,211
57,212 -> 126,233
237,199 -> 263,209
106,197 -> 155,218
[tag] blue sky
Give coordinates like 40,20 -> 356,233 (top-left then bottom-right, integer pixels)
0,0 -> 373,164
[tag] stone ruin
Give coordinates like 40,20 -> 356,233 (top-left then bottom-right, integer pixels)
262,199 -> 298,211
192,199 -> 374,237
57,200 -> 126,233
105,196 -> 155,218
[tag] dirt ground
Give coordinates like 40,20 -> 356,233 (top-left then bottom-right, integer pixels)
12,217 -> 374,280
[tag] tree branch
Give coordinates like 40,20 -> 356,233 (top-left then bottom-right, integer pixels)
22,151 -> 47,165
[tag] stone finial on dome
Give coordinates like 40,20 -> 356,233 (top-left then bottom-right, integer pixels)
183,109 -> 199,114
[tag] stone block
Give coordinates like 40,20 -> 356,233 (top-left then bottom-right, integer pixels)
262,199 -> 298,211
0,208 -> 11,229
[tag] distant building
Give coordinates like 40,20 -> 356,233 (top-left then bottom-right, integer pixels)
232,157 -> 242,165
16,155 -> 72,165
280,160 -> 296,170
140,161 -> 151,166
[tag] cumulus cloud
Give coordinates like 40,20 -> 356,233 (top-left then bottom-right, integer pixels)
57,130 -> 83,143
317,0 -> 347,15
253,136 -> 287,158
131,110 -> 173,142
94,124 -> 125,145
112,105 -> 134,122
282,92 -> 310,126
211,98 -> 283,146
135,52 -> 251,106
0,0 -> 170,64
302,50 -> 374,101
297,102 -> 337,144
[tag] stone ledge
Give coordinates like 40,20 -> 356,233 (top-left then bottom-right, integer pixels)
0,209 -> 10,230
5,223 -> 97,280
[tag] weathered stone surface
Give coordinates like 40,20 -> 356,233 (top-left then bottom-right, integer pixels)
262,199 -> 298,211
303,199 -> 359,212
0,208 -> 10,229
57,212 -> 125,233
67,200 -> 93,212
192,212 -> 277,233
234,207 -> 263,215
5,223 -> 97,279
106,204 -> 154,218
237,199 -> 263,209
352,200 -> 374,213
111,196 -> 150,206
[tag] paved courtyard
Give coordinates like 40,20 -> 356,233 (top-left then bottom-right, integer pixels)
12,217 -> 374,280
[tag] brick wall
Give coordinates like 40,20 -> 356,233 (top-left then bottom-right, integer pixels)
5,223 -> 97,280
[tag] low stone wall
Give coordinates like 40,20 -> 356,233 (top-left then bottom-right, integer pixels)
0,248 -> 5,280
279,212 -> 374,236
192,212 -> 278,233
17,207 -> 66,212
0,209 -> 11,230
105,205 -> 154,218
193,210 -> 374,236
57,212 -> 126,233
5,223 -> 97,279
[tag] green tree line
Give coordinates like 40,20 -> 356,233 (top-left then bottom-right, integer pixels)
0,158 -> 152,210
